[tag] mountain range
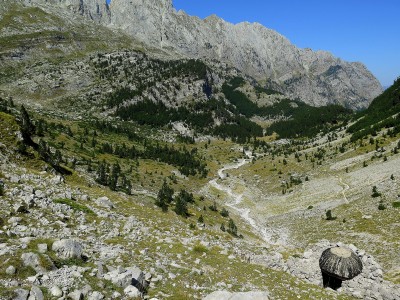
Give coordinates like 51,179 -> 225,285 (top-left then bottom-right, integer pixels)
21,0 -> 382,109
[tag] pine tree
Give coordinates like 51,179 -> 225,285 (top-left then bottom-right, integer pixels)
38,139 -> 50,161
227,218 -> 237,236
109,162 -> 121,191
220,208 -> 229,217
198,215 -> 204,223
53,149 -> 63,166
96,160 -> 108,186
19,105 -> 36,148
0,180 -> 4,196
174,196 -> 188,217
158,180 -> 174,203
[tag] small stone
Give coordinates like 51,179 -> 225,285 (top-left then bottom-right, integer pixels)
38,243 -> 48,253
13,289 -> 29,300
88,291 -> 105,300
21,252 -> 45,273
124,285 -> 141,298
52,239 -> 83,259
29,286 -> 44,300
96,196 -> 115,209
6,265 -> 16,275
14,203 -> 29,213
68,290 -> 84,300
50,286 -> 63,297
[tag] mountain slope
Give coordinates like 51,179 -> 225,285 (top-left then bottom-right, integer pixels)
348,77 -> 400,140
107,0 -> 382,109
18,0 -> 383,109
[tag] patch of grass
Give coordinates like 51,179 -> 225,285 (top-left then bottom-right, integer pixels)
53,198 -> 95,215
52,257 -> 86,269
192,243 -> 208,254
27,238 -> 53,252
0,288 -> 16,300
392,201 -> 400,208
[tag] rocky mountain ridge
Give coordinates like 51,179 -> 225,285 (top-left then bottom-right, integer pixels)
22,0 -> 383,109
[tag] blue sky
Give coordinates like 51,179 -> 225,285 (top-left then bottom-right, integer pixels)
107,0 -> 399,87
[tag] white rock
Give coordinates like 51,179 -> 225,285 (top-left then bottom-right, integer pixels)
124,285 -> 141,298
28,286 -> 44,300
68,290 -> 84,300
52,239 -> 83,259
96,196 -> 115,209
37,243 -> 48,253
50,286 -> 63,297
6,265 -> 16,275
13,289 -> 29,300
21,252 -> 45,273
88,291 -> 105,300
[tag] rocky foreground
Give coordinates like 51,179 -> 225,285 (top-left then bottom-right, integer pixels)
0,142 -> 399,300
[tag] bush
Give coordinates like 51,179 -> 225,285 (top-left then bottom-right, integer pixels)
0,181 -> 4,196
198,215 -> 204,223
392,202 -> 400,208
326,210 -> 337,221
227,218 -> 238,236
220,223 -> 226,232
371,186 -> 381,198
378,202 -> 386,210
209,201 -> 218,212
220,208 -> 229,217
193,243 -> 208,253
174,196 -> 188,217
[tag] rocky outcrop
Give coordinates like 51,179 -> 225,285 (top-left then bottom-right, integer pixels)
52,239 -> 83,259
107,0 -> 382,109
22,0 -> 111,23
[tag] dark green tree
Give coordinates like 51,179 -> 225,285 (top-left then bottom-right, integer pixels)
96,160 -> 108,186
155,180 -> 174,212
325,210 -> 337,221
19,105 -> 37,148
371,186 -> 381,198
109,162 -> 121,191
198,214 -> 204,223
227,218 -> 238,236
220,208 -> 229,217
0,180 -> 4,196
174,196 -> 188,217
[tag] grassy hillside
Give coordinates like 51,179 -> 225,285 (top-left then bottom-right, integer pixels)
348,77 -> 400,141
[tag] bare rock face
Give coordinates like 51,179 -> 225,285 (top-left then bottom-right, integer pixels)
107,0 -> 382,109
22,0 -> 111,23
